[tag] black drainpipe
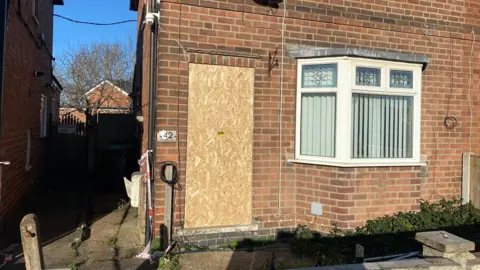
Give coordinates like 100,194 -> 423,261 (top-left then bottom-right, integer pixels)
0,0 -> 8,138
146,0 -> 157,246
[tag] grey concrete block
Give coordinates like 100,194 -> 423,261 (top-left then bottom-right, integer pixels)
207,239 -> 217,246
416,231 -> 475,253
198,240 -> 208,247
224,232 -> 237,237
202,233 -> 218,240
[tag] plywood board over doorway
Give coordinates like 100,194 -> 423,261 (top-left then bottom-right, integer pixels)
185,64 -> 254,228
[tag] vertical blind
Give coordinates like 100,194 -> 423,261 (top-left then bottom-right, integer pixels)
300,93 -> 336,157
351,94 -> 413,159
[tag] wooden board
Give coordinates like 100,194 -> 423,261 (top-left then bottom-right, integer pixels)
470,156 -> 480,209
185,64 -> 254,228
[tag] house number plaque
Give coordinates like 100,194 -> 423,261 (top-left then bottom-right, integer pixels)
157,130 -> 177,142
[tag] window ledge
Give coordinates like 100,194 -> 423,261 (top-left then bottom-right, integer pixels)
287,45 -> 429,70
288,159 -> 427,168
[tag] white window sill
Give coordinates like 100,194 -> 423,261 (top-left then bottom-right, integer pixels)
288,159 -> 427,168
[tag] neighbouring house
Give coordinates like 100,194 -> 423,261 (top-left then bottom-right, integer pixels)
59,80 -> 132,123
130,0 -> 480,244
0,0 -> 63,230
85,80 -> 132,114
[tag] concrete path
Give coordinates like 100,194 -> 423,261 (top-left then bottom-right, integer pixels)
79,258 -> 157,270
0,183 -> 88,257
176,249 -> 314,270
3,201 -> 141,269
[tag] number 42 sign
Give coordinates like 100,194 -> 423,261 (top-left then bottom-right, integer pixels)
157,130 -> 177,142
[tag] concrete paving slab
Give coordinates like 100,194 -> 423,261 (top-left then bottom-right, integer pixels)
416,231 -> 475,253
177,249 -> 314,270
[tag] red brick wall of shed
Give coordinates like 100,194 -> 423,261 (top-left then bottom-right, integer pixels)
149,0 -> 480,234
0,0 -> 57,225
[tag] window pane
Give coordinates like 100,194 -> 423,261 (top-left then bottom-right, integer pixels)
390,70 -> 413,88
351,94 -> 413,159
356,67 -> 381,86
302,64 -> 337,88
300,93 -> 336,157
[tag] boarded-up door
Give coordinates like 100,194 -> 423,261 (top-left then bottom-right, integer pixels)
185,64 -> 254,228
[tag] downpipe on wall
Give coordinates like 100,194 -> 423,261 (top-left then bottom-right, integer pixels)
0,0 -> 8,138
145,0 -> 158,248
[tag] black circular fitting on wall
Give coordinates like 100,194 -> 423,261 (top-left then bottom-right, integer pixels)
444,116 -> 457,130
253,0 -> 284,9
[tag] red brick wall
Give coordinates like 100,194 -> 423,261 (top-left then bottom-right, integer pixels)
132,0 -> 152,155
0,0 -> 57,225
86,83 -> 132,109
135,0 -> 480,234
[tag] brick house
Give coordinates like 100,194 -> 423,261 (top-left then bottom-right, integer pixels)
0,0 -> 63,230
130,0 -> 480,243
59,80 -> 132,123
85,80 -> 132,114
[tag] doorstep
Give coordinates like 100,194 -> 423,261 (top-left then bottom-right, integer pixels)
173,225 -> 295,247
178,224 -> 259,236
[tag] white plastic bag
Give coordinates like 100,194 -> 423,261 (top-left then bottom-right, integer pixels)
124,176 -> 140,208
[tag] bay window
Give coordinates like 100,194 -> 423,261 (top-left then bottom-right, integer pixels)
295,57 -> 422,167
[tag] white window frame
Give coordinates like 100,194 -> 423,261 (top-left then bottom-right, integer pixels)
32,0 -> 39,25
25,129 -> 33,171
294,57 -> 423,167
40,94 -> 48,138
51,98 -> 57,125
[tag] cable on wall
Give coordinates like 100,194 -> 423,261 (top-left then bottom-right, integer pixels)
242,0 -> 281,34
175,0 -> 185,241
157,26 -> 188,62
444,31 -> 457,130
468,29 -> 476,153
425,30 -> 441,199
240,0 -> 290,221
274,0 -> 288,219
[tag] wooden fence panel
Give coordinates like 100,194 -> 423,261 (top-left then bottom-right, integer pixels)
470,155 -> 480,209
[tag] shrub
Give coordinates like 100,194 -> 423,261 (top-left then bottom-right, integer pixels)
291,199 -> 480,266
355,198 -> 480,235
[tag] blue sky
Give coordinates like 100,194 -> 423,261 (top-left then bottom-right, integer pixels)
53,0 -> 137,58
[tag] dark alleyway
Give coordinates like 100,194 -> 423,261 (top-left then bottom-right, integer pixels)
0,145 -> 139,269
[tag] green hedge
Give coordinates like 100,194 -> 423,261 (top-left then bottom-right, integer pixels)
291,199 -> 480,266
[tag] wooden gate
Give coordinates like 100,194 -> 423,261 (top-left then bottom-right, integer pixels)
49,114 -> 87,175
86,112 -> 140,191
